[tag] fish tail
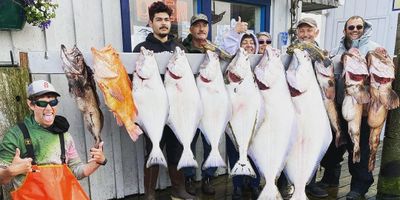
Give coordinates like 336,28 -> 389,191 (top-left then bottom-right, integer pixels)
230,159 -> 256,177
146,147 -> 167,168
258,183 -> 282,200
202,148 -> 226,170
368,127 -> 383,172
290,186 -> 307,200
177,148 -> 198,170
126,124 -> 143,142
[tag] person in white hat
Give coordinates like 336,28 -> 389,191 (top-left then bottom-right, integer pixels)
0,80 -> 106,200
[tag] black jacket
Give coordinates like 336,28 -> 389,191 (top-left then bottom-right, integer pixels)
133,33 -> 187,53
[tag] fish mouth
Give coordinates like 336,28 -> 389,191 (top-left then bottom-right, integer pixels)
347,71 -> 367,82
287,83 -> 303,97
227,71 -> 242,83
372,73 -> 392,84
255,76 -> 269,90
167,69 -> 182,80
200,75 -> 211,83
135,71 -> 149,81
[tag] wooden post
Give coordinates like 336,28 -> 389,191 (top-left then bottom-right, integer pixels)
0,52 -> 30,140
377,56 -> 400,199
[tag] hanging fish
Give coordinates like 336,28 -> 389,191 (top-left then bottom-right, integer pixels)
60,44 -> 104,147
91,45 -> 142,141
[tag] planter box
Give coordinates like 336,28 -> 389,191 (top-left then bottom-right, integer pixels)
0,0 -> 26,30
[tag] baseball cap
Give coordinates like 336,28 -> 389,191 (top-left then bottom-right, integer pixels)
190,14 -> 209,26
297,17 -> 318,28
27,80 -> 60,99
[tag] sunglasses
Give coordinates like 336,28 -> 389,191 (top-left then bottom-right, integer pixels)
347,25 -> 363,31
258,40 -> 272,44
33,99 -> 59,108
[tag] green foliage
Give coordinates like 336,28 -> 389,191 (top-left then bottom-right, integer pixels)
23,0 -> 58,29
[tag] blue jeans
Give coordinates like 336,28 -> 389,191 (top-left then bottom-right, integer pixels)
225,133 -> 260,190
183,130 -> 217,179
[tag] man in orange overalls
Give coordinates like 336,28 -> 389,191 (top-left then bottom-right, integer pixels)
0,80 -> 106,199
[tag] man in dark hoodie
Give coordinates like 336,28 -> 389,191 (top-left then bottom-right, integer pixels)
132,2 -> 193,200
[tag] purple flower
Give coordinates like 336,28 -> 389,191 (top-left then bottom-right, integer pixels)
39,20 -> 51,29
24,0 -> 35,5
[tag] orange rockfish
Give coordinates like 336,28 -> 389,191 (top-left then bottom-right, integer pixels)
366,47 -> 399,171
91,45 -> 142,141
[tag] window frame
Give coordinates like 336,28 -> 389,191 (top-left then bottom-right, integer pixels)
120,0 -> 271,52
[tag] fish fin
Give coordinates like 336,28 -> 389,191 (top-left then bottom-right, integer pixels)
323,58 -> 332,68
109,86 -> 125,102
202,149 -> 226,169
381,88 -> 400,110
114,113 -> 124,126
94,65 -> 118,79
146,146 -> 167,168
126,124 -> 143,142
230,159 -> 256,177
177,148 -> 198,170
353,86 -> 370,104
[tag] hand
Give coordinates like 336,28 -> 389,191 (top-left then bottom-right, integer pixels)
88,142 -> 106,165
8,148 -> 32,176
234,16 -> 248,34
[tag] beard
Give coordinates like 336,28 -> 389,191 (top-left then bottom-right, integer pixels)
158,33 -> 168,38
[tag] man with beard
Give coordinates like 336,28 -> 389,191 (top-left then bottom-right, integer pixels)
133,2 -> 193,200
320,16 -> 380,200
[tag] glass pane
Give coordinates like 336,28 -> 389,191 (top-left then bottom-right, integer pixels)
129,0 -> 194,49
211,0 -> 261,46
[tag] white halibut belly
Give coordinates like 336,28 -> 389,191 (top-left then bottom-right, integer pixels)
166,81 -> 202,146
198,85 -> 231,146
285,87 -> 332,185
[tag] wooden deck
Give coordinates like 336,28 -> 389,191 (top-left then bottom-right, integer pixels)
121,147 -> 382,200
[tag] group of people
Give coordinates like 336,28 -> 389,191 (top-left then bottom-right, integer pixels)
0,1 -> 381,200
132,2 -> 381,200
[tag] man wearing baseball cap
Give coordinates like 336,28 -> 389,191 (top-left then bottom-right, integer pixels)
181,13 -> 231,61
296,17 -> 319,43
0,80 -> 106,199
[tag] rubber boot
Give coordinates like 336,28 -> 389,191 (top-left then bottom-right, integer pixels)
169,166 -> 196,200
320,164 -> 341,188
144,165 -> 159,200
306,172 -> 328,198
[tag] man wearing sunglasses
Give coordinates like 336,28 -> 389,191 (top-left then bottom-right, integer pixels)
0,80 -> 106,199
319,16 -> 380,200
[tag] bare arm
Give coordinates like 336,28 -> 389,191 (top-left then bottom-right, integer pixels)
82,142 -> 106,177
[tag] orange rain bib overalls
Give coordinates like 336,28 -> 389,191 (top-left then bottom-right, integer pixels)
11,123 -> 90,200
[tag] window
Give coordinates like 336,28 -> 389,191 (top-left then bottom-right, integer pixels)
211,0 -> 261,45
129,0 -> 194,48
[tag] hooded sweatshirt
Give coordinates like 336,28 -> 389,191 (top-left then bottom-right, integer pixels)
330,20 -> 381,104
220,29 -> 259,55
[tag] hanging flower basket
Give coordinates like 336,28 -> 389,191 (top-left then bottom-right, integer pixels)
0,0 -> 26,30
23,0 -> 58,29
